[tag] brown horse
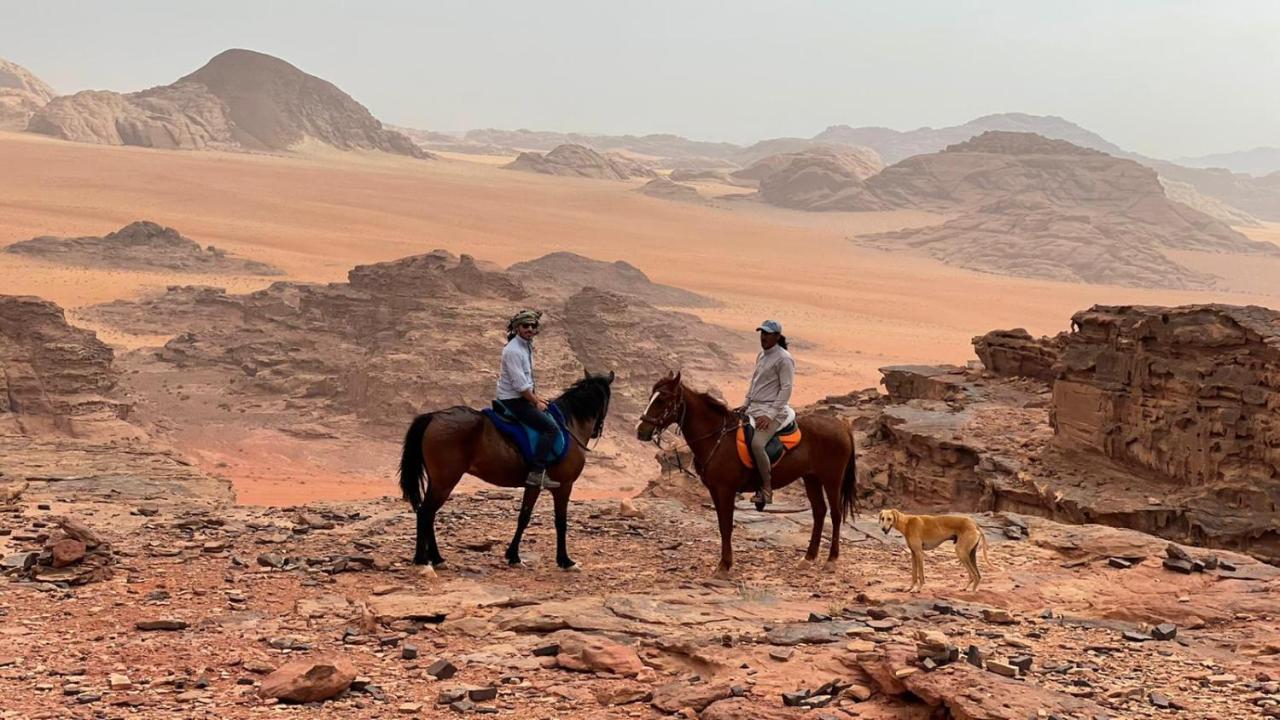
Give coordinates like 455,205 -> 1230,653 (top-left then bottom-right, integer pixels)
636,371 -> 857,577
399,371 -> 614,569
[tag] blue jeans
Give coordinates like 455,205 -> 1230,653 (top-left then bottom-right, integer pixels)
499,398 -> 558,468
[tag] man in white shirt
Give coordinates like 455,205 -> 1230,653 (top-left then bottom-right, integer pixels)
743,319 -> 795,507
496,309 -> 560,488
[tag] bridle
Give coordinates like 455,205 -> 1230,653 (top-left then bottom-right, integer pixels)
641,384 -> 740,477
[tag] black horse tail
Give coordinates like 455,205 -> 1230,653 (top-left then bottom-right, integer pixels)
399,413 -> 434,512
841,426 -> 858,519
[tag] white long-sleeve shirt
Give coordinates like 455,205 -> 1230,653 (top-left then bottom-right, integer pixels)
496,336 -> 535,400
744,344 -> 795,422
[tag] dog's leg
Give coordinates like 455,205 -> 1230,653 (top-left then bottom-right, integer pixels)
908,540 -> 925,592
956,535 -> 979,591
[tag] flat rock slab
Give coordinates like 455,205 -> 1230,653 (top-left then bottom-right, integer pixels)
765,622 -> 861,646
369,583 -> 512,623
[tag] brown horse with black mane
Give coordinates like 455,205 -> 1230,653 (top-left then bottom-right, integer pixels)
636,371 -> 857,577
399,371 -> 614,570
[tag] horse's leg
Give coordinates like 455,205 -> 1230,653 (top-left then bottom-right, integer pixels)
802,476 -> 826,564
418,468 -> 460,567
711,482 -> 737,578
505,484 -> 542,566
822,471 -> 843,568
551,484 -> 577,570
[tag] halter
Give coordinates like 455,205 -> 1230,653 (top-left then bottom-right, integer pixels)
642,384 -> 740,477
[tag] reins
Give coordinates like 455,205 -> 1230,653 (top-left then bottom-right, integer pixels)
645,387 -> 740,477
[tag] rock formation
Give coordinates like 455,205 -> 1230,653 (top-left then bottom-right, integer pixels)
505,144 -> 657,180
1159,177 -> 1262,227
635,176 -> 703,203
0,58 -> 56,130
1178,146 -> 1280,177
814,112 -> 1125,164
25,49 -> 426,157
5,221 -> 283,275
850,303 -> 1280,563
0,295 -> 129,437
746,146 -> 887,210
850,132 -> 1278,288
506,252 -> 715,307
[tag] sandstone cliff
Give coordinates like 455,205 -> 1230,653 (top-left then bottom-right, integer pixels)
25,49 -> 425,157
0,58 -> 55,131
735,146 -> 885,208
0,295 -> 129,437
635,176 -> 703,203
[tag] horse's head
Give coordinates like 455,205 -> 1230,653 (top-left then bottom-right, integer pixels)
636,370 -> 683,442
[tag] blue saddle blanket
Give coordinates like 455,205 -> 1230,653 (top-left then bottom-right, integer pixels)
482,402 -> 570,469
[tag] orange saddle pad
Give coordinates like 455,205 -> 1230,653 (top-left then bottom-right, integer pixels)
736,424 -> 802,469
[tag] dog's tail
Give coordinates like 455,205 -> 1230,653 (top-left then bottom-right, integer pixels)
399,413 -> 434,512
840,422 -> 858,519
980,529 -> 991,568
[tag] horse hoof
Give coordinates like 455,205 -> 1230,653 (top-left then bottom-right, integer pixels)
712,568 -> 732,580
823,561 -> 837,572
416,565 -> 438,579
560,562 -> 581,573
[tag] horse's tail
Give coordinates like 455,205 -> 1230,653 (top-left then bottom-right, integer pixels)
841,423 -> 858,519
399,413 -> 434,512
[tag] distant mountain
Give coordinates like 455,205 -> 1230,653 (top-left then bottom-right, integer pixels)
505,144 -> 657,181
814,112 -> 1125,164
25,49 -> 425,157
0,58 -> 56,131
1177,147 -> 1280,177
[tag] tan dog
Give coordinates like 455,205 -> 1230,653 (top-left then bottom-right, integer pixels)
878,509 -> 989,592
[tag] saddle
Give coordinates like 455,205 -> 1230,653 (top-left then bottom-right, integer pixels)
736,418 -> 802,469
482,401 -> 570,470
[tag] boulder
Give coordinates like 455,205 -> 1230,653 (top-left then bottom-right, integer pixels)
553,631 -> 644,677
257,655 -> 356,703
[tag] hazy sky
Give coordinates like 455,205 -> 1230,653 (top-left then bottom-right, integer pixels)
3,1 -> 1276,158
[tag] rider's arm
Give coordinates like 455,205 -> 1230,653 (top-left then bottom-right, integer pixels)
764,357 -> 795,419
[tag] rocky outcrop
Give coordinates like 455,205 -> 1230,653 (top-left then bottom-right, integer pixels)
972,328 -> 1062,382
0,58 -> 56,130
26,49 -> 425,157
507,252 -> 715,307
635,176 -> 703,203
505,144 -> 657,180
852,132 -> 1278,289
84,250 -> 739,435
814,112 -> 1125,164
1053,305 -> 1280,501
743,146 -> 887,210
5,221 -> 283,275
1160,177 -> 1262,227
0,296 -> 129,437
853,303 -> 1280,563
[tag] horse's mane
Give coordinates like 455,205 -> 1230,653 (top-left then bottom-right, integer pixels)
682,382 -> 733,416
553,375 -> 613,424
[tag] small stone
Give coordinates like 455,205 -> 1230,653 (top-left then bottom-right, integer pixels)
427,659 -> 457,680
966,645 -> 985,668
866,607 -> 891,620
1009,656 -> 1033,674
1207,674 -> 1238,686
1219,560 -> 1238,572
1166,543 -> 1193,562
402,644 -> 418,660
845,683 -> 873,702
438,689 -> 468,704
1152,623 -> 1178,641
867,619 -> 899,631
108,674 -> 133,691
982,608 -> 1016,624
932,602 -> 954,615
1122,631 -> 1151,643
468,686 -> 498,702
618,498 -> 644,518
1202,555 -> 1220,571
808,612 -> 831,623
257,553 -> 284,569
75,692 -> 101,704
782,691 -> 809,707
1107,557 -> 1133,569
1162,558 -> 1194,574
769,647 -> 794,662
449,699 -> 476,714
1149,692 -> 1172,709
399,702 -> 424,714
987,661 -> 1019,678
893,667 -> 917,679
49,538 -> 87,568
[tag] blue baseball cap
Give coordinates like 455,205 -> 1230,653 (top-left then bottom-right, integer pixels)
757,319 -> 782,334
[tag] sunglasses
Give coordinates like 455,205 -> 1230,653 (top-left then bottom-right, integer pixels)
519,323 -> 539,330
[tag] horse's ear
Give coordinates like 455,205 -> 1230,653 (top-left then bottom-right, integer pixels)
607,370 -> 615,383
584,368 -> 591,379
672,370 -> 682,385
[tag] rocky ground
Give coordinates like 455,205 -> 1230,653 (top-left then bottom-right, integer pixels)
3,468 -> 1278,720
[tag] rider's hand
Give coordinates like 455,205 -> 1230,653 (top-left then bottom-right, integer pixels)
755,415 -> 773,432
535,398 -> 549,412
